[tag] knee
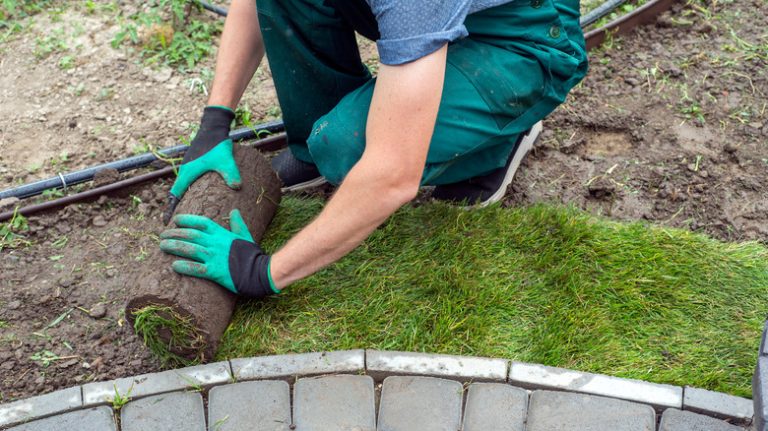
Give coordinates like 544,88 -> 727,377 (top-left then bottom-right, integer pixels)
307,113 -> 366,185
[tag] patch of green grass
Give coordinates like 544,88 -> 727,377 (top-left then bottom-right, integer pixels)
0,208 -> 30,251
218,197 -> 768,398
111,0 -> 222,71
109,383 -> 133,411
132,304 -> 205,367
33,29 -> 68,58
0,0 -> 53,21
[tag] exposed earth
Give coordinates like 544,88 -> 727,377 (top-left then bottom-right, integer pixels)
1,0 -> 766,403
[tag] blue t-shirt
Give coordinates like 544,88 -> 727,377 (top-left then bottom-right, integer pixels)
366,0 -> 512,65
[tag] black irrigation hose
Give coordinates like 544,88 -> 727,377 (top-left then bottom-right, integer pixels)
195,0 -> 228,17
580,0 -> 628,27
0,120 -> 285,201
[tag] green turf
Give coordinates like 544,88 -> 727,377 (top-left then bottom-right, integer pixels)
217,196 -> 768,398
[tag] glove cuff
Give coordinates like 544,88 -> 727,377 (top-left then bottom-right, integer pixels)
201,105 -> 235,132
229,240 -> 277,299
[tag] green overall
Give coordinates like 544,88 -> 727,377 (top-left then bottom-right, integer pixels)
256,0 -> 588,185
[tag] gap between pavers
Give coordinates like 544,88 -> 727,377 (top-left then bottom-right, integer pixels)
365,350 -> 509,383
509,361 -> 683,410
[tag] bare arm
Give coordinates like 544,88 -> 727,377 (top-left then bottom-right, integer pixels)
206,0 -> 265,109
269,45 -> 448,289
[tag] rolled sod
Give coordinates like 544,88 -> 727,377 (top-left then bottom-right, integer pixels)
126,144 -> 281,365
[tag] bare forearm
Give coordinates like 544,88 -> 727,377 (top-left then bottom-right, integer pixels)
207,0 -> 264,109
270,157 -> 412,287
269,46 -> 448,289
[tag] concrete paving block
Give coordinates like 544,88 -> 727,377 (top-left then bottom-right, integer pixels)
659,408 -> 744,431
510,361 -> 682,409
82,361 -> 231,406
0,386 -> 82,428
462,383 -> 527,431
754,356 -> 768,431
526,390 -> 656,431
231,350 -> 364,382
293,375 -> 376,431
684,386 -> 753,421
208,381 -> 291,431
377,376 -> 463,431
366,350 -> 508,382
7,406 -> 115,431
121,391 -> 205,431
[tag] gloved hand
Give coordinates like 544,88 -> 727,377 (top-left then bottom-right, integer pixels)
159,209 -> 280,299
164,106 -> 242,224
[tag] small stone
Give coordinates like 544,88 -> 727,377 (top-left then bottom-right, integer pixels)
58,359 -> 79,369
667,65 -> 683,77
92,216 -> 107,227
90,357 -> 104,369
89,303 -> 107,319
96,195 -> 108,205
105,268 -> 117,278
724,143 -> 738,154
624,77 -> 641,86
8,300 -> 22,310
686,163 -> 698,172
152,67 -> 173,83
58,277 -> 75,288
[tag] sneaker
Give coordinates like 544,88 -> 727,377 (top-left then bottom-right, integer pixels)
432,121 -> 542,207
270,150 -> 328,192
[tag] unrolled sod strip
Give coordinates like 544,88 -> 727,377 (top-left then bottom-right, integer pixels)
125,144 -> 281,365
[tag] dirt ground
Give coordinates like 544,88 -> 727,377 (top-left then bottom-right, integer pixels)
1,0 -> 766,402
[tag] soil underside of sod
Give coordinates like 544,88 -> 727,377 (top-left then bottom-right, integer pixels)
1,0 -> 767,402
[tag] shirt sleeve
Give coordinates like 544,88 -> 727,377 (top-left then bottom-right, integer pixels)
367,0 -> 473,65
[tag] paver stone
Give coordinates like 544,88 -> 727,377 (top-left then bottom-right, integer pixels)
526,390 -> 655,431
462,383 -> 527,431
377,376 -> 463,431
659,408 -> 744,431
293,375 -> 375,431
208,381 -> 291,431
7,406 -> 115,431
121,391 -> 205,431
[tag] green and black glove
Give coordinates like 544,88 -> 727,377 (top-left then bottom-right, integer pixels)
164,106 -> 242,224
159,209 -> 280,299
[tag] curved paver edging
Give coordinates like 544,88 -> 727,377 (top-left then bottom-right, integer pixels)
0,349 -> 755,430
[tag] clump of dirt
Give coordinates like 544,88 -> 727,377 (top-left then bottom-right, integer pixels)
506,1 -> 768,243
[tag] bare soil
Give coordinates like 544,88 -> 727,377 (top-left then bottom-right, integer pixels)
1,0 -> 766,403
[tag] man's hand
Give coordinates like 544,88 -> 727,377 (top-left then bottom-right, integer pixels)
164,106 -> 242,224
159,209 -> 278,299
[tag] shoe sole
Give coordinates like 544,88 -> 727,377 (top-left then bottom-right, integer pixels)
477,121 -> 542,208
281,176 -> 328,193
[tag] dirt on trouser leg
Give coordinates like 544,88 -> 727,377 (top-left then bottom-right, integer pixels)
125,145 -> 281,365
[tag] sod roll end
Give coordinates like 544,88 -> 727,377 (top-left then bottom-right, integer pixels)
126,145 -> 281,365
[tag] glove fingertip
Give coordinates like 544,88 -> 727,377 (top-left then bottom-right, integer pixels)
171,260 -> 207,277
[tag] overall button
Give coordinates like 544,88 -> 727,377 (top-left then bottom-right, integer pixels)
531,0 -> 543,8
549,25 -> 561,38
